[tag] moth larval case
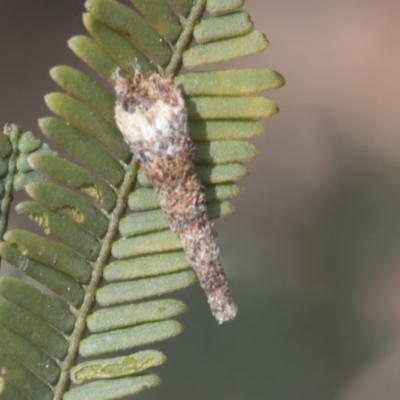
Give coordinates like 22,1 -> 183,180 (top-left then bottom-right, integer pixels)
115,70 -> 237,324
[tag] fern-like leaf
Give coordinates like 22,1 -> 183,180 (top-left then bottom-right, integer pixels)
0,0 -> 284,399
0,125 -> 19,251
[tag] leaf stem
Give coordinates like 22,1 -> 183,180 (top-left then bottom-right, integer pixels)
164,0 -> 207,76
53,159 -> 139,400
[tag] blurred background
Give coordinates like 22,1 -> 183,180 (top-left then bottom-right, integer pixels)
2,0 -> 400,399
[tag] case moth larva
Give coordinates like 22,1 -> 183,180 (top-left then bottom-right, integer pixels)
115,71 -> 237,324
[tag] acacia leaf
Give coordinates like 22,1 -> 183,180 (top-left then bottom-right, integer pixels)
0,0 -> 284,398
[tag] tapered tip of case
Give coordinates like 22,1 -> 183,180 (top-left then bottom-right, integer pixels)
209,293 -> 238,324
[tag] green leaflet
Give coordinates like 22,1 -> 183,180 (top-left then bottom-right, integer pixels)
0,277 -> 75,333
104,251 -> 190,281
49,66 -> 115,123
87,299 -> 187,332
4,230 -> 92,283
0,158 -> 7,179
28,153 -> 117,211
0,349 -> 53,400
17,130 -> 41,154
206,0 -> 244,16
187,96 -> 278,119
0,131 -> 12,158
0,0 -> 284,399
70,350 -> 166,382
97,271 -> 197,306
39,116 -> 125,186
183,31 -> 269,68
83,13 -> 155,74
16,201 -> 101,260
64,375 -> 161,400
44,92 -> 130,162
189,120 -> 265,141
0,243 -> 85,306
68,35 -> 129,84
194,11 -> 253,44
25,182 -> 109,237
85,0 -> 172,66
112,230 -> 182,258
0,300 -> 68,359
0,323 -> 60,384
177,70 -> 285,96
131,0 -> 182,43
0,377 -> 29,400
80,320 -> 184,356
